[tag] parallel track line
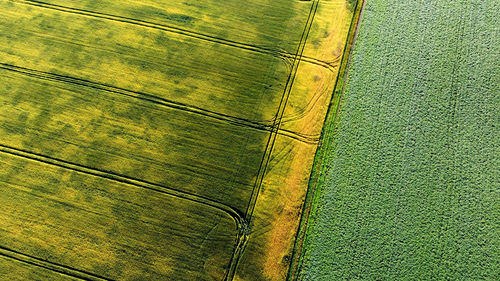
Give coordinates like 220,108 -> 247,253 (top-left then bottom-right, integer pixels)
0,144 -> 246,281
0,246 -> 113,281
0,63 -> 318,145
13,0 -> 335,71
225,1 -> 320,280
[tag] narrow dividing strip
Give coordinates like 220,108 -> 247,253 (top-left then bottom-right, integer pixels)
0,63 -> 318,144
0,246 -> 112,281
13,0 -> 335,71
0,144 -> 248,281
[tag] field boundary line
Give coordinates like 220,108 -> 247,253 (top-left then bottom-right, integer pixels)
13,0 -> 336,72
0,245 -> 112,281
0,144 -> 246,281
0,63 -> 318,145
285,1 -> 366,280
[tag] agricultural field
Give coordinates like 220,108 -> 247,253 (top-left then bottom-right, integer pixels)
0,0 -> 361,280
298,0 -> 499,280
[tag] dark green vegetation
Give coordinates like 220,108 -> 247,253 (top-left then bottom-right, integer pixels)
299,0 -> 499,280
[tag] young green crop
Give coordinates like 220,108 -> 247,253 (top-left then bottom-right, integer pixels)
299,0 -> 499,280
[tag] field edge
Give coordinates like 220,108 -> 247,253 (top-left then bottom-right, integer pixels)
285,1 -> 366,279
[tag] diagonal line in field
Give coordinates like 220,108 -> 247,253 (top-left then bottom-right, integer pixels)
0,245 -> 113,281
224,1 -> 321,280
12,0 -> 336,72
0,63 -> 319,145
0,143 -> 246,281
245,0 -> 320,223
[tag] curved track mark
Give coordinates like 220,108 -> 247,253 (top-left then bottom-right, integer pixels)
0,144 -> 247,281
0,63 -> 315,145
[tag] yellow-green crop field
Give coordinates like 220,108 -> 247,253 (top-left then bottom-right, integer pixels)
0,0 -> 360,280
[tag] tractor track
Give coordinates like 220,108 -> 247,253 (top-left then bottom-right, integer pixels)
0,143 -> 248,281
225,1 -> 320,280
13,0 -> 335,72
0,63 -> 318,145
0,245 -> 113,281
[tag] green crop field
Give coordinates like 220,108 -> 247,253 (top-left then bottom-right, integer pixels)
298,0 -> 499,280
0,0 -> 361,280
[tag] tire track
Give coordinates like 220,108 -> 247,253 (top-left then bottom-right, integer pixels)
13,0 -> 335,72
0,246 -> 113,281
0,122 -> 254,188
245,0 -> 319,224
0,144 -> 247,281
0,63 -> 316,144
278,53 -> 341,125
0,144 -> 246,229
224,1 -> 320,280
279,129 -> 320,144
